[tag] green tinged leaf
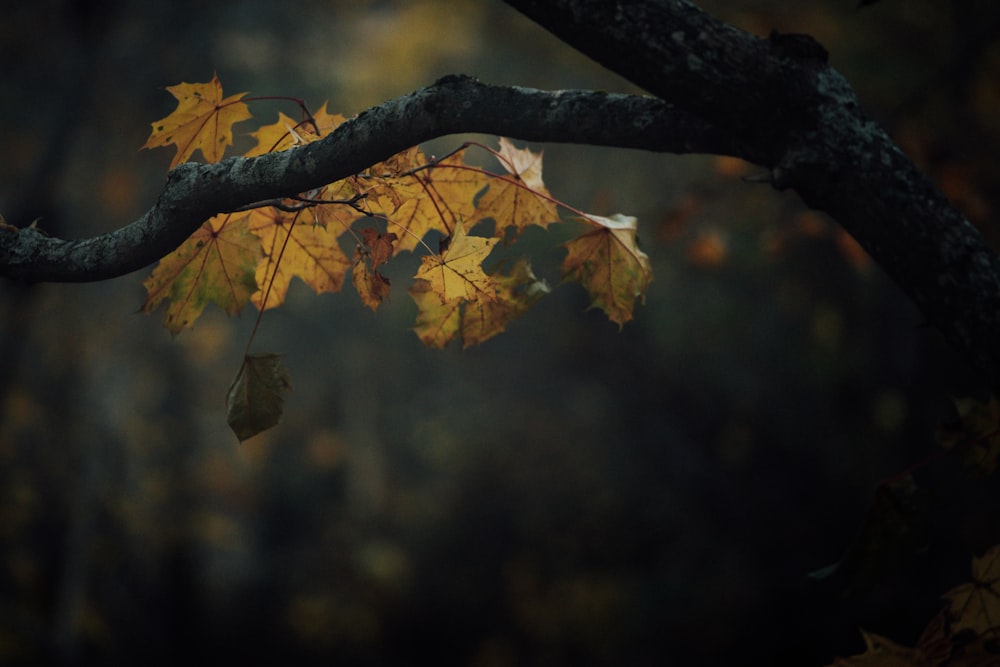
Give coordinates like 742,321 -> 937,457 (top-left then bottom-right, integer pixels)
226,353 -> 293,441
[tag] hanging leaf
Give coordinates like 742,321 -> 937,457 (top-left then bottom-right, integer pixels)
410,257 -> 549,348
226,353 -> 293,442
562,213 -> 653,328
352,228 -> 398,311
478,137 -> 559,241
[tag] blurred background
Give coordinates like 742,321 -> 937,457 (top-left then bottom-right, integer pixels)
2,0 -> 1000,664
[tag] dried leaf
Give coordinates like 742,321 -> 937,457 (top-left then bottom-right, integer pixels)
352,229 -> 398,311
226,353 -> 292,442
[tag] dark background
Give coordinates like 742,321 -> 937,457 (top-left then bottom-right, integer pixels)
2,0 -> 1000,664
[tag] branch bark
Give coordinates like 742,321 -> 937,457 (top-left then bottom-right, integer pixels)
2,0 -> 1000,388
0,78 -> 730,282
504,0 -> 1000,388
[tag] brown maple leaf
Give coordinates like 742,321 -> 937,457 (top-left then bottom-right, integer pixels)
142,73 -> 252,168
352,228 -> 398,311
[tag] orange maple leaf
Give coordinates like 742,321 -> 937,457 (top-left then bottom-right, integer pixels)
414,220 -> 498,303
246,207 -> 352,311
141,212 -> 262,332
142,73 -> 252,168
478,137 -> 559,241
562,213 -> 653,328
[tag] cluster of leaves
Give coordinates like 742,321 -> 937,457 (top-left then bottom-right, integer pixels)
821,395 -> 1000,665
139,75 -> 652,439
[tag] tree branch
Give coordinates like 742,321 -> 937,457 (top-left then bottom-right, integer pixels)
4,0 -> 1000,388
0,76 -> 732,283
504,0 -> 1000,388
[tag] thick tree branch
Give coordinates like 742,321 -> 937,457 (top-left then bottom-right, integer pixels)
0,77 -> 731,283
505,0 -> 1000,388
4,0 -> 1000,388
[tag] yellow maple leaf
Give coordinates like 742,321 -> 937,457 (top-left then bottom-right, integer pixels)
409,279 -> 462,348
359,146 -> 427,213
246,207 -> 352,311
460,259 -> 549,347
141,212 -> 262,332
944,544 -> 1000,640
414,220 -> 498,303
364,149 -> 490,254
410,258 -> 548,348
478,137 -> 559,241
244,102 -> 346,157
562,213 -> 653,328
142,73 -> 252,168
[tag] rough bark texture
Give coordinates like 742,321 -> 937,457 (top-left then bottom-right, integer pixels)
0,79 -> 725,282
505,0 -> 1000,388
2,0 -> 1000,387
